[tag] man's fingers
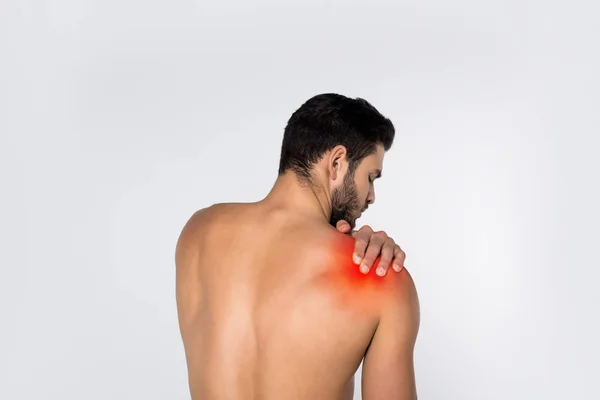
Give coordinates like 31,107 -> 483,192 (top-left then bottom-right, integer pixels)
359,231 -> 387,274
352,225 -> 373,264
391,245 -> 406,272
351,225 -> 407,275
374,239 -> 395,276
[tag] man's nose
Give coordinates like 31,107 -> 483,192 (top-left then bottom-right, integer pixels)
367,189 -> 375,205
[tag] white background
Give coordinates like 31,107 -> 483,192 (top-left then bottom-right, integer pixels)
1,0 -> 599,399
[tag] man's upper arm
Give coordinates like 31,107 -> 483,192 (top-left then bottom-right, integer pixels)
361,268 -> 420,400
175,207 -> 212,327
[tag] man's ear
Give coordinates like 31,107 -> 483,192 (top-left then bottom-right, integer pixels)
328,145 -> 348,181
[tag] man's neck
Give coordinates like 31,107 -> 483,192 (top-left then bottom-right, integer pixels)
261,172 -> 332,224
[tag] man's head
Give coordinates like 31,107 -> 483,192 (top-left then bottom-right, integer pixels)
278,93 -> 395,229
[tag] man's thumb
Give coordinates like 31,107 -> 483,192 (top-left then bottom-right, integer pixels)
336,220 -> 351,233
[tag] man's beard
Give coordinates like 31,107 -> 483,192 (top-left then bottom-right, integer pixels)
329,171 -> 366,231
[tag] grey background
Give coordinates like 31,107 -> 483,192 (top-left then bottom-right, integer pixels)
1,0 -> 598,399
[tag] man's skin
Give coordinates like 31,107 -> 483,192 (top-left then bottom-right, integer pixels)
176,144 -> 420,399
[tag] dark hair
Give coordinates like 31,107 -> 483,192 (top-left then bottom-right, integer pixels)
278,93 -> 395,181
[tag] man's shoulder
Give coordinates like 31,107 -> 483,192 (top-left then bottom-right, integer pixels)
385,267 -> 418,302
294,223 -> 355,259
324,229 -> 418,309
176,203 -> 257,265
191,202 -> 247,218
177,203 -> 246,248
184,202 -> 254,229
378,267 -> 420,328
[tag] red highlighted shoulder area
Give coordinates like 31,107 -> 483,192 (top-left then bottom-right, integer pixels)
319,234 -> 391,312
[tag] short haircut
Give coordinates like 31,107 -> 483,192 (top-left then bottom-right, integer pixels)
278,93 -> 395,181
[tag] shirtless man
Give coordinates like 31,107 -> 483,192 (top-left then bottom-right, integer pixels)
176,93 -> 420,399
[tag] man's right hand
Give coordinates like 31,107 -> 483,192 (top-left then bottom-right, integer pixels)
335,221 -> 406,277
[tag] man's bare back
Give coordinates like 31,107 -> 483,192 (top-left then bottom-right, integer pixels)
176,202 -> 419,400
